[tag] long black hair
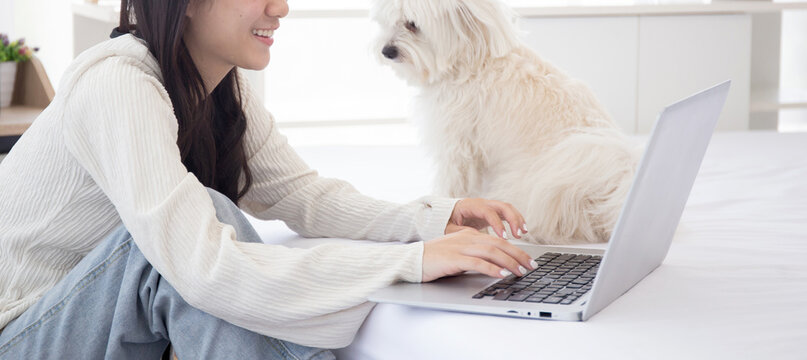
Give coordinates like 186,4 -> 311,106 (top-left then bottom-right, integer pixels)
117,0 -> 253,203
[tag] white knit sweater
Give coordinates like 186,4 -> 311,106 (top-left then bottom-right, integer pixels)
0,35 -> 458,348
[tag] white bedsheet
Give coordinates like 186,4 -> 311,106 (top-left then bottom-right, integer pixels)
247,131 -> 807,360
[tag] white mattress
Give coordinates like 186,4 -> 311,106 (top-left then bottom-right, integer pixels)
246,131 -> 807,360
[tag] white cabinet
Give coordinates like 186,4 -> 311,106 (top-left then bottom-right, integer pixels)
520,14 -> 751,134
636,15 -> 751,133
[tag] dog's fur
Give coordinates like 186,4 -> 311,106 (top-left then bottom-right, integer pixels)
371,0 -> 640,244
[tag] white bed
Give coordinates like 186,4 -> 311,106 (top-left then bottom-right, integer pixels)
246,131 -> 807,360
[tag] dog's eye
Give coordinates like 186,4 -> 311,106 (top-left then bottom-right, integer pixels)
405,21 -> 418,33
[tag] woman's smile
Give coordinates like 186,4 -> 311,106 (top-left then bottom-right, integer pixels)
252,28 -> 275,47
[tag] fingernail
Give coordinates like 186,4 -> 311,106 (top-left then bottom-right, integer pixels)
530,260 -> 538,269
500,269 -> 512,277
518,266 -> 528,276
522,223 -> 528,232
517,228 -> 523,237
502,230 -> 507,239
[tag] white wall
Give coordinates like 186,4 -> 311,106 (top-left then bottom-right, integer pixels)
13,0 -> 73,90
0,0 -> 13,35
264,17 -> 415,124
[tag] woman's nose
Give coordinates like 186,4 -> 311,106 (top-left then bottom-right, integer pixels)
267,0 -> 289,18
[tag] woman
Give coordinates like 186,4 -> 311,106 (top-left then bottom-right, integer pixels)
0,0 -> 536,358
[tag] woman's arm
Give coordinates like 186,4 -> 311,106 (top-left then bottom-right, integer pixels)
237,74 -> 460,242
61,57 -> 425,348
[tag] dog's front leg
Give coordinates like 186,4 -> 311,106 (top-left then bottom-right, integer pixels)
433,152 -> 484,199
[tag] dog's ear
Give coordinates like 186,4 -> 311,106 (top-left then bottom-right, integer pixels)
454,0 -> 520,59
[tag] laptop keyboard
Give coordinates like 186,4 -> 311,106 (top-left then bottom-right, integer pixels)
472,252 -> 601,305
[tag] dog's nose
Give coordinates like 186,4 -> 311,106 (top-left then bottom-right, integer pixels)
382,45 -> 399,60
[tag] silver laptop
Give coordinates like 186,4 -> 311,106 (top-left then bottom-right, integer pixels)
369,80 -> 731,321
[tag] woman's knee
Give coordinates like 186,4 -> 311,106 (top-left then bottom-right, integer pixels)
204,187 -> 262,244
205,188 -> 243,220
204,188 -> 236,208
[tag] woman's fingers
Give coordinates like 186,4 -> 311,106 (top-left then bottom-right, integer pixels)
463,244 -> 524,277
458,257 -> 505,279
480,209 -> 507,239
422,229 -> 537,282
492,201 -> 526,238
474,234 -> 535,271
449,198 -> 528,239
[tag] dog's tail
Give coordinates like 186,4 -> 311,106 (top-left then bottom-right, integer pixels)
518,126 -> 640,244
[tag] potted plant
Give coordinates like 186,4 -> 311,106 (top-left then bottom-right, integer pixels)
1,34 -> 39,108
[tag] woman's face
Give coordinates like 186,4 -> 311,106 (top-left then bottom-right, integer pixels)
184,0 -> 288,80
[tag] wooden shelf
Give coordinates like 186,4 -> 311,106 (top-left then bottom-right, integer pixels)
0,106 -> 41,136
0,56 -> 53,139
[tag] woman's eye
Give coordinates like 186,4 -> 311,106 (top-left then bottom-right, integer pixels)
405,21 -> 418,33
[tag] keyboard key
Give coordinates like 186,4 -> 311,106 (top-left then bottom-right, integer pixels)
555,288 -> 575,297
542,296 -> 564,304
493,288 -> 515,300
481,288 -> 499,296
560,299 -> 574,305
508,293 -> 531,301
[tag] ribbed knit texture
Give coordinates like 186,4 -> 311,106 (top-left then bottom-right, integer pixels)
0,35 -> 459,348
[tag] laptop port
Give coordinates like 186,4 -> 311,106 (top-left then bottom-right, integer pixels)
539,312 -> 552,318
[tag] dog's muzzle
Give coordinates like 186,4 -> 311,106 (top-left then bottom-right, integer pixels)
382,45 -> 399,60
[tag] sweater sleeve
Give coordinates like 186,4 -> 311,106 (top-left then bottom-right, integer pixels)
60,57 -> 424,348
236,74 -> 460,242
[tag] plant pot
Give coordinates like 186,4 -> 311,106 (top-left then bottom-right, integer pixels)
0,61 -> 18,108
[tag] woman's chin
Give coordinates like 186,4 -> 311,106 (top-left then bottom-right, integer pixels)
240,56 -> 271,71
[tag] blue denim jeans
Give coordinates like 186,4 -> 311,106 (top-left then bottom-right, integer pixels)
0,189 -> 336,360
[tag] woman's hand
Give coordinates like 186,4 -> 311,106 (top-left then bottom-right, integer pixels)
422,229 -> 537,282
446,198 -> 527,239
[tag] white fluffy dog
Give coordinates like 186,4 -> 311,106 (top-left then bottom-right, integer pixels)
371,0 -> 641,244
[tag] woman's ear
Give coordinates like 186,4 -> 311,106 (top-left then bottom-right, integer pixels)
185,0 -> 197,18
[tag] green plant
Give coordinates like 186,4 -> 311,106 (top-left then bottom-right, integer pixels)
0,33 -> 38,62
